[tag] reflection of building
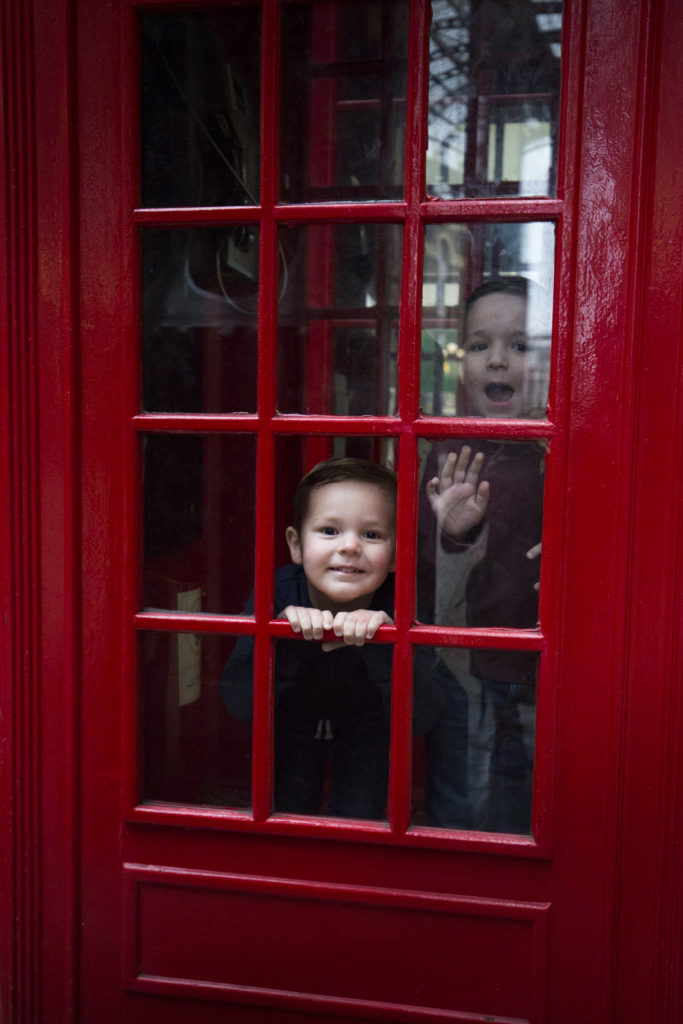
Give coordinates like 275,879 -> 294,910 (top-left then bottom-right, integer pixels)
427,0 -> 563,197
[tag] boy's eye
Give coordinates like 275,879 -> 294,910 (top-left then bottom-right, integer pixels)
319,526 -> 338,536
465,340 -> 487,353
510,334 -> 530,353
363,530 -> 380,540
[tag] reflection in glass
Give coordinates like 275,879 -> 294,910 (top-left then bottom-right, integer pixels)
142,229 -> 258,413
142,433 -> 256,615
421,222 -> 554,417
412,648 -> 537,834
280,0 -> 409,203
141,631 -> 251,808
140,9 -> 261,208
427,0 -> 562,198
277,223 -> 402,414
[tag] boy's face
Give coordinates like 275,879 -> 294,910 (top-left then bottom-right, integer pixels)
462,291 -> 534,418
286,481 -> 396,613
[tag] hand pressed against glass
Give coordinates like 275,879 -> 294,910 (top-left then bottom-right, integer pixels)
425,445 -> 490,541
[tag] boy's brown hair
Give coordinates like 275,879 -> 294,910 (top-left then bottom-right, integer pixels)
291,457 -> 397,535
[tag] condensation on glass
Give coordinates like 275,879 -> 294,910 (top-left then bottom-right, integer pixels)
277,223 -> 402,415
280,1 -> 409,203
427,0 -> 563,198
421,221 -> 554,417
141,228 -> 259,413
140,9 -> 261,208
412,648 -> 538,835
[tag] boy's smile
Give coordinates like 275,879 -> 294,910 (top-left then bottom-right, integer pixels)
286,481 -> 396,614
462,292 -> 535,418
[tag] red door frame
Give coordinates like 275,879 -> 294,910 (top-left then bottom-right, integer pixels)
1,0 -> 682,1021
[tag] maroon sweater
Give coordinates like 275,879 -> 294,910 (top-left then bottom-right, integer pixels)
417,439 -> 545,686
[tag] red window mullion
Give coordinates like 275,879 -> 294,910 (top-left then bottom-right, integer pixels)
388,430 -> 418,833
252,0 -> 281,821
382,0 -> 432,833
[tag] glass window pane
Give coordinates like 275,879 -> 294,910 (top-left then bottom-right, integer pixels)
142,434 -> 256,615
412,648 -> 538,834
267,637 -> 391,820
141,631 -> 251,808
421,221 -> 554,418
427,0 -> 562,198
142,228 -> 258,413
277,223 -> 401,414
140,9 -> 261,208
280,1 -> 409,203
417,438 -> 545,628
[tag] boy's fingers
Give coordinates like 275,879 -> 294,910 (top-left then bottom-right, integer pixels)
344,617 -> 366,645
297,609 -> 314,638
453,445 -> 471,479
300,608 -> 322,640
476,479 -> 490,509
311,610 -> 326,640
283,606 -> 302,632
440,451 -> 458,486
286,606 -> 336,641
464,450 -> 485,482
364,610 -> 388,640
332,611 -> 347,637
322,610 -> 334,631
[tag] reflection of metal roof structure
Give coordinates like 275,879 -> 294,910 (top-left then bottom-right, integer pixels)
428,0 -> 563,196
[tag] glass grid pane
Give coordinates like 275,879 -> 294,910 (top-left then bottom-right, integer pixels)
140,9 -> 261,208
427,0 -> 563,198
280,1 -> 409,203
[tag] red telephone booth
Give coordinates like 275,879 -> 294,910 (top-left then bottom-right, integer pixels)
2,1 -> 682,1021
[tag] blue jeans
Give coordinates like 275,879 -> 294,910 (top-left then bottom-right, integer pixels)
425,673 -> 534,834
479,679 -> 534,833
425,668 -> 472,828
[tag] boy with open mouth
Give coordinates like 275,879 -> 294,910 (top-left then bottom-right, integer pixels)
418,276 -> 548,834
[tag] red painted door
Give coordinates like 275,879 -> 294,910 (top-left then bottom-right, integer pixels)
16,0 -> 678,1021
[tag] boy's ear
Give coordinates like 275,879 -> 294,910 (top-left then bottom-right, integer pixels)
285,526 -> 303,564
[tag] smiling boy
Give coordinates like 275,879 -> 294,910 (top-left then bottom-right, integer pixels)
283,472 -> 396,646
221,457 -> 447,820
